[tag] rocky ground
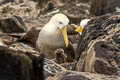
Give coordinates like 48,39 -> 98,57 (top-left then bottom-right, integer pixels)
0,0 -> 120,80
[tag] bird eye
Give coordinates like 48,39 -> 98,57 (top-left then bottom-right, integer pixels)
59,22 -> 63,24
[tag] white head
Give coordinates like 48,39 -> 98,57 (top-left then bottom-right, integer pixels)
80,19 -> 90,28
75,19 -> 90,35
49,13 -> 69,29
43,13 -> 69,47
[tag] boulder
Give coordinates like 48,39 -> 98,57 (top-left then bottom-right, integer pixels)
59,0 -> 91,5
90,0 -> 120,16
0,39 -> 5,46
1,5 -> 16,14
76,12 -> 120,76
0,0 -> 25,5
0,32 -> 18,45
10,42 -> 37,51
61,62 -> 76,70
44,58 -> 66,79
62,3 -> 91,24
46,71 -> 120,80
0,45 -> 44,80
0,15 -> 27,33
35,0 -> 91,23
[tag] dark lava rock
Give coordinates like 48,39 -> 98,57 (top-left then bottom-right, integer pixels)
62,3 -> 90,24
59,0 -> 90,5
61,62 -> 76,70
0,32 -> 18,45
35,0 -> 50,9
35,0 -> 91,23
46,71 -> 120,80
90,0 -> 120,16
76,12 -> 120,76
1,5 -> 16,14
0,0 -> 24,5
44,58 -> 66,79
10,42 -> 37,52
0,45 -> 44,80
0,15 -> 27,33
0,39 -> 5,46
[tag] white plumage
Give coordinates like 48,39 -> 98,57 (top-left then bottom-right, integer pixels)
36,13 -> 69,59
76,19 -> 90,35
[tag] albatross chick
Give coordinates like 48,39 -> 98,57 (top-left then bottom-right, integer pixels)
54,48 -> 67,64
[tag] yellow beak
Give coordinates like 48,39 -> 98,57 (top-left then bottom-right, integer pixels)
61,26 -> 69,47
75,26 -> 83,32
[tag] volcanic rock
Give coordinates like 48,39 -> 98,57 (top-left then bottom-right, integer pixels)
46,71 -> 120,80
90,0 -> 120,16
0,45 -> 44,80
76,12 -> 120,76
0,15 -> 27,33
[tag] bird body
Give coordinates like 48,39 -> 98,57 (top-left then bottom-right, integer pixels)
36,13 -> 69,59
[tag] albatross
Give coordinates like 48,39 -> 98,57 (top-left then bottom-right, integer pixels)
36,13 -> 69,59
75,19 -> 90,35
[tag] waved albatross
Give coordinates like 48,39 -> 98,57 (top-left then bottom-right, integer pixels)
36,13 -> 69,59
75,19 -> 90,35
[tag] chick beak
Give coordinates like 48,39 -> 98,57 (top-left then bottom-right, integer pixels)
75,25 -> 83,33
61,26 -> 69,47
